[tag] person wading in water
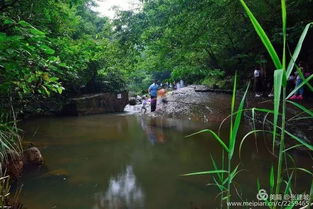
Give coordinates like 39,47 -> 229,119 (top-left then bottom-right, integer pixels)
148,80 -> 159,112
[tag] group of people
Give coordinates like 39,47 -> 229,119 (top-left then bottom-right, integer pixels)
141,80 -> 184,114
140,80 -> 163,114
253,63 -> 311,100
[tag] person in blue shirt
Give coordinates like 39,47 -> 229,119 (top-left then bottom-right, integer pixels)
148,80 -> 159,112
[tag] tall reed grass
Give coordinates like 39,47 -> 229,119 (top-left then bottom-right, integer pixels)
184,0 -> 313,208
0,105 -> 23,207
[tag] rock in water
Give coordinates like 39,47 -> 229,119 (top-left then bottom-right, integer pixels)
129,97 -> 137,105
23,147 -> 44,166
62,91 -> 128,116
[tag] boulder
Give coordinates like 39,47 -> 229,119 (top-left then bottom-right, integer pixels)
62,91 -> 128,116
129,97 -> 137,105
2,146 -> 44,179
23,147 -> 44,166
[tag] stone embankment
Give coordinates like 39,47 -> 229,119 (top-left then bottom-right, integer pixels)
62,91 -> 128,116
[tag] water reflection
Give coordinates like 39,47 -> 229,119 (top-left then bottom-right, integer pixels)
139,117 -> 166,144
93,166 -> 144,209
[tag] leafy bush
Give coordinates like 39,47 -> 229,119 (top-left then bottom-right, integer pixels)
201,69 -> 230,89
201,77 -> 226,89
94,70 -> 127,93
0,16 -> 64,97
128,70 -> 152,95
171,66 -> 208,84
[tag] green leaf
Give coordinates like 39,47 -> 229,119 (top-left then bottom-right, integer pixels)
309,180 -> 313,208
286,74 -> 313,99
211,177 -> 227,191
222,164 -> 240,185
0,33 -> 7,42
256,178 -> 261,191
285,130 -> 313,151
4,18 -> 14,25
49,77 -> 59,82
57,87 -> 64,94
41,85 -> 50,96
283,144 -> 303,152
59,63 -> 68,67
239,0 -> 282,70
281,0 -> 287,69
286,23 -> 313,78
272,69 -> 284,152
211,156 -> 223,181
289,168 -> 313,176
270,165 -> 275,194
186,129 -> 229,153
252,108 -> 275,114
18,20 -> 32,27
229,72 -> 237,158
296,65 -> 313,91
30,28 -> 46,37
239,130 -> 274,159
10,35 -> 23,41
39,44 -> 55,55
284,172 -> 293,195
182,170 -> 228,176
287,100 -> 313,118
229,81 -> 250,159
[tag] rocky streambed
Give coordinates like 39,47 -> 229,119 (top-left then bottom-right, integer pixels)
127,86 -> 233,124
127,85 -> 312,146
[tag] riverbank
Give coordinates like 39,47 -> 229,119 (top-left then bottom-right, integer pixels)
9,85 -> 312,209
127,85 -> 312,147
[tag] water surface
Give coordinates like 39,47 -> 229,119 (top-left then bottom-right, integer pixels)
19,112 -> 311,209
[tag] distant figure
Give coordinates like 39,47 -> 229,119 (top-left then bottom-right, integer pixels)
176,82 -> 181,90
148,80 -> 159,112
305,71 -> 311,78
290,64 -> 304,100
158,87 -> 166,98
157,86 -> 167,111
141,96 -> 148,114
180,79 -> 184,88
253,67 -> 262,97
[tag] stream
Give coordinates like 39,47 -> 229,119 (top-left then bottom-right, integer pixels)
18,98 -> 311,209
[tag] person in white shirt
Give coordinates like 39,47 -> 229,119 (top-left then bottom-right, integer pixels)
253,67 -> 262,97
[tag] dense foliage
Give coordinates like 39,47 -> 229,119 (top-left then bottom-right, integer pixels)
113,0 -> 313,88
0,0 -> 128,155
1,0 -> 128,104
1,0 -> 313,103
0,0 -> 312,207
